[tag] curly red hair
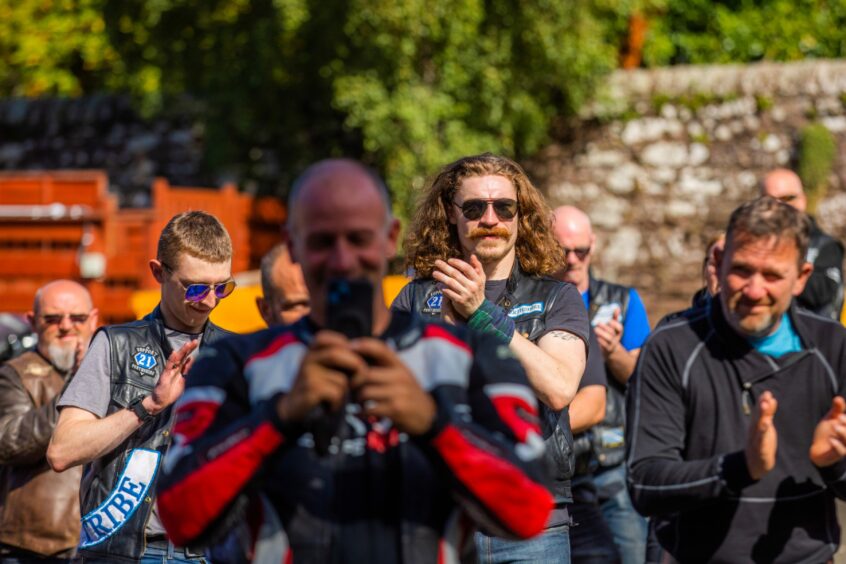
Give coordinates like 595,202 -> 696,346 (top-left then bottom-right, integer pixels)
404,153 -> 563,277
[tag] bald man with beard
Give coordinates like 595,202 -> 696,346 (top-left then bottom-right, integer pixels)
0,280 -> 97,562
761,168 -> 844,320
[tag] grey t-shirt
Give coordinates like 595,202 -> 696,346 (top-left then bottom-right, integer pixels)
59,328 -> 201,537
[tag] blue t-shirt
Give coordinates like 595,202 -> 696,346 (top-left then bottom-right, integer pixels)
747,313 -> 803,358
583,287 -> 650,351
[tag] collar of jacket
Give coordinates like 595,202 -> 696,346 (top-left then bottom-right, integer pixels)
708,298 -> 809,357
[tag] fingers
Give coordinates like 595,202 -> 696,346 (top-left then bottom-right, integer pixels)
350,338 -> 399,368
758,391 -> 778,419
168,340 -> 200,371
469,254 -> 485,276
829,396 -> 846,419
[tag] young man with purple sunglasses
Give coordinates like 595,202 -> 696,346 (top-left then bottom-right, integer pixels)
47,211 -> 236,563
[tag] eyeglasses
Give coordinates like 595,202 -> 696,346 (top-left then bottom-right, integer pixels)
774,194 -> 799,203
562,246 -> 591,260
453,198 -> 518,221
41,313 -> 90,325
161,263 -> 237,303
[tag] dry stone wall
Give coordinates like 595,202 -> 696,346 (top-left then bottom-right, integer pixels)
529,60 -> 846,322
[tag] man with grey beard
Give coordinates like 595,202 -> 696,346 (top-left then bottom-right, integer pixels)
0,280 -> 97,562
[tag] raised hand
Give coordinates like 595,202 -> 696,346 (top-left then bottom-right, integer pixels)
745,390 -> 778,480
146,339 -> 200,415
810,396 -> 846,467
276,331 -> 365,423
432,255 -> 486,319
350,338 -> 436,436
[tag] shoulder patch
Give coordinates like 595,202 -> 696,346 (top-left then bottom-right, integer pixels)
131,346 -> 159,377
507,302 -> 545,318
422,291 -> 443,315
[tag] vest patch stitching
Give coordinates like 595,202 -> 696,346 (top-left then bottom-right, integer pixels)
131,347 -> 159,377
507,302 -> 544,318
79,448 -> 161,548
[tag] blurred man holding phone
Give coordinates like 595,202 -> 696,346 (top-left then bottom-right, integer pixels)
156,159 -> 554,563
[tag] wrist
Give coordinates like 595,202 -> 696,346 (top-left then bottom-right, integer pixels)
129,395 -> 156,423
467,299 -> 515,344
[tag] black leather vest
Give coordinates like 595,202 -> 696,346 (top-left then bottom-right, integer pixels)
404,265 -> 576,503
584,277 -> 630,470
805,224 -> 844,320
78,306 -> 232,560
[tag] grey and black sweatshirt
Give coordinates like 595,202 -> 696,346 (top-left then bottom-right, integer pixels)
626,301 -> 846,564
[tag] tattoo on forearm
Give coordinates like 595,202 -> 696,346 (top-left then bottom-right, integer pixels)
549,331 -> 580,342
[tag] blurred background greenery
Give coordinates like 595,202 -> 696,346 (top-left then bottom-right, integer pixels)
2,0 -> 845,223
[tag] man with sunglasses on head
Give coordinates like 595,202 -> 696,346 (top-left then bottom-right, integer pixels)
761,168 -> 844,320
394,153 -> 590,562
552,205 -> 650,564
0,280 -> 96,563
48,211 -> 235,563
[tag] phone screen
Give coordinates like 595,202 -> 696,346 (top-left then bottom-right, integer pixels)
326,278 -> 373,339
591,303 -> 620,327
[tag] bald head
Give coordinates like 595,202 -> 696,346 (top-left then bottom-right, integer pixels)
553,206 -> 594,241
29,279 -> 97,372
256,244 -> 310,327
287,159 -> 392,232
761,168 -> 807,212
551,206 -> 595,292
33,280 -> 93,315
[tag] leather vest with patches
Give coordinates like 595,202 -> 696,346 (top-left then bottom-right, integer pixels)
404,266 -> 575,503
585,277 -> 630,470
78,307 -> 232,560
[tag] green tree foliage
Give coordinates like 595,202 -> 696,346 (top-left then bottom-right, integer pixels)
100,0 -> 617,221
1,0 -> 618,224
0,0 -> 119,96
798,122 -> 837,214
642,0 -> 846,66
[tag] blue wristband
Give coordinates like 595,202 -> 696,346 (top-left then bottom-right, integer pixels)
467,299 -> 515,344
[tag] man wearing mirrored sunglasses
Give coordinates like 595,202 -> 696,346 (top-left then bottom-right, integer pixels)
48,211 -> 235,563
394,153 -> 590,562
552,205 -> 650,564
761,168 -> 844,320
0,280 -> 96,563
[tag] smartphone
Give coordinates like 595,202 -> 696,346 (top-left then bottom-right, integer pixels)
591,303 -> 620,327
326,278 -> 373,339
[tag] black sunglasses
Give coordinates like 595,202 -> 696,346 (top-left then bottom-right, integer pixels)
453,198 -> 518,221
562,246 -> 591,260
41,313 -> 90,325
161,263 -> 237,303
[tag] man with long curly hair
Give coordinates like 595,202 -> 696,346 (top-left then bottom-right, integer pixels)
393,153 -> 590,563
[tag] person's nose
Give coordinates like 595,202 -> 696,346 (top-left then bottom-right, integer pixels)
328,238 -> 357,275
743,274 -> 767,301
58,314 -> 74,332
201,287 -> 219,309
479,202 -> 498,226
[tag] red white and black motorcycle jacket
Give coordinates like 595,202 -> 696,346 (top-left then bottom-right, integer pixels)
156,311 -> 553,564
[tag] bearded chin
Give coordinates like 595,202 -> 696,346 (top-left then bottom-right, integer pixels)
48,342 -> 76,373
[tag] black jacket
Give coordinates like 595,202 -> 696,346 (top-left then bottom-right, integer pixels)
396,264 -> 589,504
79,306 -> 232,561
798,218 -> 844,320
626,301 -> 846,563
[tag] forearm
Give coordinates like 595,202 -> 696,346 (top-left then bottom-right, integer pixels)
0,398 -> 59,465
423,388 -> 552,540
158,400 -> 286,546
569,387 -> 605,434
605,347 -> 639,385
48,407 -> 144,471
509,332 -> 583,410
627,451 -> 744,516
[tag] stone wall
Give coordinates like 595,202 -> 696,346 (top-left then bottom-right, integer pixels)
529,60 -> 846,322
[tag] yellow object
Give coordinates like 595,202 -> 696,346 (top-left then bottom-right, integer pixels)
130,275 -> 411,334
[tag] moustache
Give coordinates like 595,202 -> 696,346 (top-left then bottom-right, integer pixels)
469,227 -> 510,240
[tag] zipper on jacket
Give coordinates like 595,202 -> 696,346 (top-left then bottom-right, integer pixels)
742,382 -> 753,415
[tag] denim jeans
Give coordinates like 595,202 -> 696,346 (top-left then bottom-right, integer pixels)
594,465 -> 647,564
476,523 -> 570,564
0,557 -> 71,564
570,493 -> 622,564
82,542 -> 206,563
